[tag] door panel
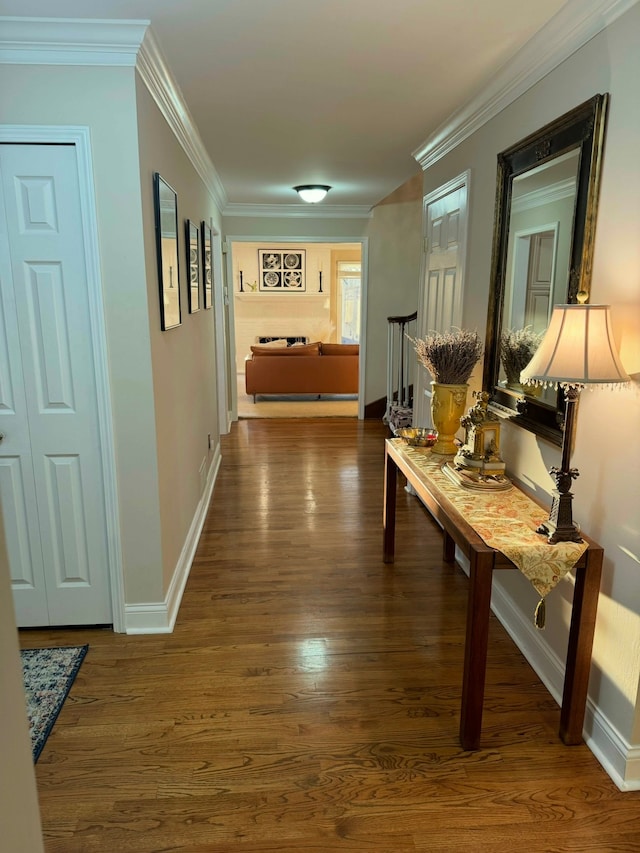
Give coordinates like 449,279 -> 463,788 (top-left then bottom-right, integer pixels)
415,178 -> 468,427
0,143 -> 111,626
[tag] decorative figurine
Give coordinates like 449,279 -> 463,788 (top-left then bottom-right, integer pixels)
443,391 -> 512,490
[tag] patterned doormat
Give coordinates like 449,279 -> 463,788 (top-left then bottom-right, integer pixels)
20,645 -> 88,762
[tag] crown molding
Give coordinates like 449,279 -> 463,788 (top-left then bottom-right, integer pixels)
0,16 -> 148,65
413,0 -> 640,170
222,202 -> 373,219
0,16 -> 228,211
136,29 -> 227,210
511,177 -> 577,214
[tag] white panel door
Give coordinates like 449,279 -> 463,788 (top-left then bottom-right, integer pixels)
414,176 -> 468,428
0,143 -> 112,626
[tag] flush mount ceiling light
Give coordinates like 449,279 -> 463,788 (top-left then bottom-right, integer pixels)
293,184 -> 331,203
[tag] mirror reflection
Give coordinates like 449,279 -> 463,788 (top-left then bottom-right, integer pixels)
499,149 -> 579,406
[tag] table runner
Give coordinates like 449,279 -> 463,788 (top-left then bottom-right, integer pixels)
391,439 -> 588,622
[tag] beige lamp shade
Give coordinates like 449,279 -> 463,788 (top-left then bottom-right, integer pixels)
520,304 -> 630,388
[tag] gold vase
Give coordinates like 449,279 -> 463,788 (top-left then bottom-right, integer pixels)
430,382 -> 468,456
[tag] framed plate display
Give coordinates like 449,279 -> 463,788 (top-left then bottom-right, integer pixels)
153,172 -> 181,330
258,249 -> 306,291
201,221 -> 213,309
185,219 -> 200,313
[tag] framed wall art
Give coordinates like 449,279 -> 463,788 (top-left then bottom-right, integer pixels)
258,249 -> 306,291
153,172 -> 182,330
185,219 -> 201,313
201,221 -> 213,310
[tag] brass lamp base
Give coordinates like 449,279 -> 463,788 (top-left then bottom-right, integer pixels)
535,385 -> 583,544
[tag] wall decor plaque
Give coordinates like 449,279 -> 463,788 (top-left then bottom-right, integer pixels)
258,249 -> 306,291
185,219 -> 201,313
153,172 -> 181,330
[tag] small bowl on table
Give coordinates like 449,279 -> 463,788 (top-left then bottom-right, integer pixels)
395,427 -> 437,448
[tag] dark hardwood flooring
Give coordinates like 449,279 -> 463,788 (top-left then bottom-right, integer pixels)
20,418 -> 640,852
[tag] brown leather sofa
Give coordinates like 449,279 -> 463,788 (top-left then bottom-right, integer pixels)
244,342 -> 359,400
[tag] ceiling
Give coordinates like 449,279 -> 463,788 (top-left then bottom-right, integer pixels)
0,0 -> 569,209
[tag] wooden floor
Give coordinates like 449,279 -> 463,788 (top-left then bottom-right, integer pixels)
21,418 -> 639,852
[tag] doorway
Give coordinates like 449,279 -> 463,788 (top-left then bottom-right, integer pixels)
229,239 -> 364,419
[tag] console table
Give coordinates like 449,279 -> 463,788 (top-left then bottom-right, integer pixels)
383,438 -> 603,751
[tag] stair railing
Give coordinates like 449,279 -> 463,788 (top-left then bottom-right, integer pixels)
384,310 -> 417,429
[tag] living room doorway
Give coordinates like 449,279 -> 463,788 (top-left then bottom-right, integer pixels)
228,239 -> 363,419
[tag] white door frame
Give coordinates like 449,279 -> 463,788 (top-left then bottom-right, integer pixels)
508,221 -> 559,330
0,125 -> 125,632
225,235 -> 369,420
209,222 -> 231,434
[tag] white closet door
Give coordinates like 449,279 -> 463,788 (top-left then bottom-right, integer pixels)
0,143 -> 111,626
414,175 -> 468,428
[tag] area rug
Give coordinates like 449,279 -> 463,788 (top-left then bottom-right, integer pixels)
20,645 -> 88,762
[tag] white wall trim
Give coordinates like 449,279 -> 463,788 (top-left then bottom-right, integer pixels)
211,224 -> 230,436
0,123 -> 127,632
136,29 -> 227,211
0,16 -> 148,66
357,237 -> 369,420
490,578 -> 640,791
125,444 -> 222,634
512,177 -> 577,214
222,202 -> 373,219
412,0 -> 640,170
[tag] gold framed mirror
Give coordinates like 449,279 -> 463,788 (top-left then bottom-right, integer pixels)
483,94 -> 609,445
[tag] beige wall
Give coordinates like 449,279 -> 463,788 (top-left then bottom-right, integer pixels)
0,516 -> 44,853
365,178 -> 423,405
135,76 -> 221,595
420,4 -> 640,779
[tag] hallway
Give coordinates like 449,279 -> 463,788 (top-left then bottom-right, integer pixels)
21,418 -> 633,852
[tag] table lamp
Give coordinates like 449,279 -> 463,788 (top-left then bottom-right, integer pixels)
520,304 -> 630,544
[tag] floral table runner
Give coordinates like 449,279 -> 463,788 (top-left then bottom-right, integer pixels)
391,440 -> 588,618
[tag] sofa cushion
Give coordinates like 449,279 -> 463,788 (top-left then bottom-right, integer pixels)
250,341 -> 321,357
321,343 -> 359,356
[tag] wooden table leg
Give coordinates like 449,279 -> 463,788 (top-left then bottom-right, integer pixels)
559,547 -> 603,744
443,530 -> 455,564
383,449 -> 397,564
459,549 -> 494,750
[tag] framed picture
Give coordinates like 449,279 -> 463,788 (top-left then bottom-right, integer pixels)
185,219 -> 201,313
153,173 -> 181,330
201,221 -> 213,310
258,249 -> 306,291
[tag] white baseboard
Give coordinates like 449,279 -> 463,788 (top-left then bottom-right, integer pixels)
124,444 -> 222,634
490,578 -> 640,791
